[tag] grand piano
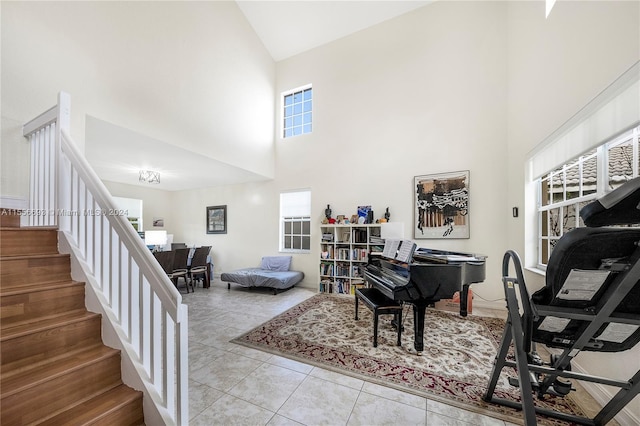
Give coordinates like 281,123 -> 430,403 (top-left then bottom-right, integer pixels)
364,239 -> 486,354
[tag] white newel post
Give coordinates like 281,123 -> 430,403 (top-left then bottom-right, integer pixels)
22,91 -> 71,227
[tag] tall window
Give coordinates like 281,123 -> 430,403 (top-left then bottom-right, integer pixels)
536,126 -> 639,267
283,85 -> 312,138
527,62 -> 639,270
280,190 -> 311,252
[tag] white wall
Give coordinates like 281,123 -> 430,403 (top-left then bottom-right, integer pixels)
3,0 -> 639,420
171,180 -> 282,280
273,1 -> 509,298
162,1 -> 510,295
0,1 -> 276,191
506,0 -> 640,275
505,1 -> 640,422
104,181 -> 175,237
0,116 -> 30,200
171,2 -> 640,420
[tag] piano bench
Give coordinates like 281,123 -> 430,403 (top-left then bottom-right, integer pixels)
355,288 -> 403,348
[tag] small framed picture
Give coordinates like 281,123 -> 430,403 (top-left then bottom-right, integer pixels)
206,205 -> 227,234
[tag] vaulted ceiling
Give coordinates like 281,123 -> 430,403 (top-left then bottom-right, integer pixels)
86,1 -> 434,191
236,1 -> 433,61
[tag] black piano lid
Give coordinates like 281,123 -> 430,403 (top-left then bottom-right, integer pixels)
413,247 -> 487,264
379,258 -> 410,278
378,240 -> 486,266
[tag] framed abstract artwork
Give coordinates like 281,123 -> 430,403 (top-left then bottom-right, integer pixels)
414,171 -> 469,239
206,205 -> 227,234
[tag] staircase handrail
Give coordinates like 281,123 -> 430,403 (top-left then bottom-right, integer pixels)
59,128 -> 184,317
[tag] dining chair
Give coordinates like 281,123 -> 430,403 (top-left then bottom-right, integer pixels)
189,246 -> 211,289
154,250 -> 189,293
172,248 -> 192,292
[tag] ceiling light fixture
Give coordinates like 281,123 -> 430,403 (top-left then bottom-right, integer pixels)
139,170 -> 161,184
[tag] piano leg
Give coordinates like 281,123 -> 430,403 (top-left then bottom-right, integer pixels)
412,301 -> 428,355
459,284 -> 470,317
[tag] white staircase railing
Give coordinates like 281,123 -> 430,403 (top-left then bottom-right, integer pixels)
22,92 -> 188,425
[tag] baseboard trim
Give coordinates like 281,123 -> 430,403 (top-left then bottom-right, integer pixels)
472,299 -> 507,311
571,360 -> 639,426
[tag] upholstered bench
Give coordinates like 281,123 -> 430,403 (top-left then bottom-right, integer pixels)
355,287 -> 403,347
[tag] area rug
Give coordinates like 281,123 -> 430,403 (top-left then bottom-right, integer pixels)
231,293 -> 588,425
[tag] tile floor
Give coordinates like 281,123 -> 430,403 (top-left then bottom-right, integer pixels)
185,280 -> 521,425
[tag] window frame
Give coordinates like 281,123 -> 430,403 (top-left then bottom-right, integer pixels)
281,84 -> 312,139
281,216 -> 311,252
534,127 -> 639,269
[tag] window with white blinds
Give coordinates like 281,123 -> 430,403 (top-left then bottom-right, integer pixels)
526,62 -> 640,270
280,190 -> 311,252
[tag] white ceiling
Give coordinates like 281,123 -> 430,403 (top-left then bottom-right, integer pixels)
87,1 -> 433,191
85,117 -> 270,192
236,1 -> 433,61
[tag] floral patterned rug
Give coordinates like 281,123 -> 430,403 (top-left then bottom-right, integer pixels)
231,293 -> 589,425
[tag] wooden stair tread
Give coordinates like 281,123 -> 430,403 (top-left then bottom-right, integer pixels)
0,342 -> 102,380
0,344 -> 120,397
0,309 -> 96,339
0,252 -> 70,261
0,226 -> 58,230
0,279 -> 83,296
39,384 -> 144,426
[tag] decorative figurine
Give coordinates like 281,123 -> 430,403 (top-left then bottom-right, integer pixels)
325,204 -> 332,220
385,207 -> 390,221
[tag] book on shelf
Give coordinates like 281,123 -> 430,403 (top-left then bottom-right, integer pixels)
319,262 -> 334,276
319,279 -> 333,293
337,248 -> 350,260
370,245 -> 384,254
350,248 -> 368,261
319,223 -> 389,295
320,246 -> 334,259
334,279 -> 349,294
351,265 -> 364,277
350,280 -> 366,295
336,263 -> 350,277
369,236 -> 385,245
353,229 -> 368,243
339,230 -> 350,243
